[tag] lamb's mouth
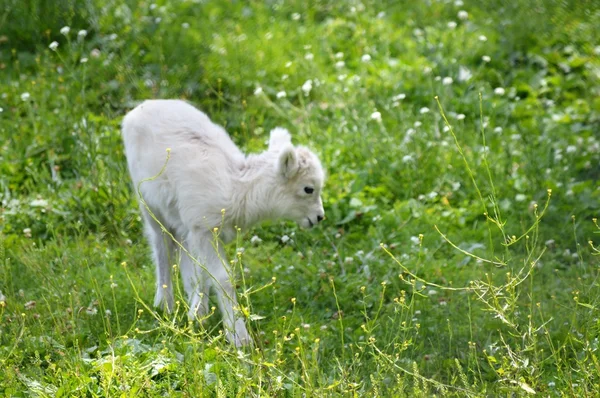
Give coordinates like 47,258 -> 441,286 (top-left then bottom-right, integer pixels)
307,217 -> 314,228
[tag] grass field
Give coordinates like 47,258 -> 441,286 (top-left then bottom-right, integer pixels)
1,0 -> 600,395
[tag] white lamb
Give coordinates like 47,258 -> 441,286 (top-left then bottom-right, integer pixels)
121,99 -> 325,346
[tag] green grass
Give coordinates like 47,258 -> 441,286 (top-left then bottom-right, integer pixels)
1,0 -> 600,395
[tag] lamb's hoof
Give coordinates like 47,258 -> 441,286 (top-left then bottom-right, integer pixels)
154,289 -> 174,313
187,294 -> 210,320
226,319 -> 253,347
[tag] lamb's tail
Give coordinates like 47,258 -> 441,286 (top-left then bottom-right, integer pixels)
268,127 -> 292,151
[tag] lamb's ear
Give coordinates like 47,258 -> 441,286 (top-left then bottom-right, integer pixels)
269,127 -> 292,151
277,145 -> 299,179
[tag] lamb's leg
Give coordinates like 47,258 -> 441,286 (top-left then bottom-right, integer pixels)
186,230 -> 251,346
179,248 -> 210,318
142,212 -> 175,312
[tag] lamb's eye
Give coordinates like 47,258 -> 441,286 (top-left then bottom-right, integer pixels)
304,187 -> 314,194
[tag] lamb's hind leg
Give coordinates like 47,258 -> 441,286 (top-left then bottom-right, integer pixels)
142,212 -> 175,312
185,229 -> 251,346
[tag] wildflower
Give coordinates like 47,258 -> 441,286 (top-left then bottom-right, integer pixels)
0,108 -> 3,112
60,26 -> 70,35
23,228 -> 32,238
442,76 -> 453,85
335,61 -> 345,69
414,121 -> 422,127
515,194 -> 526,202
49,41 -> 59,51
447,21 -> 457,29
427,289 -> 438,296
458,66 -> 472,82
344,257 -> 354,264
361,54 -> 371,62
181,22 -> 190,29
419,107 -> 430,114
254,86 -> 263,96
370,111 -> 382,122
281,235 -> 290,243
276,91 -> 286,99
25,300 -> 36,309
493,126 -> 503,133
410,236 -> 420,245
402,155 -> 413,163
456,113 -> 465,120
482,55 -> 491,63
105,309 -> 112,317
566,145 -> 576,153
494,87 -> 505,96
80,58 -> 88,63
250,235 -> 262,244
455,0 -> 464,6
304,52 -> 314,61
457,10 -> 468,20
78,29 -> 88,38
392,93 -> 406,101
335,52 -> 344,59
478,35 -> 487,42
291,13 -> 301,21
301,80 -> 313,96
109,33 -> 118,40
86,307 -> 98,316
90,49 -> 101,58
155,17 -> 161,23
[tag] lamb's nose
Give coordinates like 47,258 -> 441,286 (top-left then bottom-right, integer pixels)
317,215 -> 324,223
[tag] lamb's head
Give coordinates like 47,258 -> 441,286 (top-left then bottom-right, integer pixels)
269,128 -> 325,229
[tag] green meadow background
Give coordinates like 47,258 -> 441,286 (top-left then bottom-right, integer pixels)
1,0 -> 599,395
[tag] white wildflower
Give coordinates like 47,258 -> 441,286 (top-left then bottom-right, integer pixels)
494,87 -> 505,96
402,155 -> 413,163
515,194 -> 526,202
304,52 -> 314,61
344,257 -> 354,264
419,107 -> 430,114
447,21 -> 457,29
250,235 -> 262,244
21,92 -> 30,101
49,41 -> 59,51
301,80 -> 313,96
291,13 -> 301,21
276,91 -> 286,99
482,55 -> 491,63
456,113 -> 465,120
493,126 -> 503,133
410,236 -> 421,245
458,66 -> 472,82
78,30 -> 88,38
80,57 -> 88,63
335,60 -> 345,69
566,145 -> 577,154
457,10 -> 468,20
86,307 -> 98,316
442,76 -> 453,85
281,235 -> 290,243
254,86 -> 263,96
370,111 -> 382,121
182,22 -> 190,29
478,35 -> 487,42
361,54 -> 371,62
60,26 -> 70,35
392,93 -> 406,101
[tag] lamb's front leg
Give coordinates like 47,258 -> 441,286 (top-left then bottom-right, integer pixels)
185,230 -> 251,346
